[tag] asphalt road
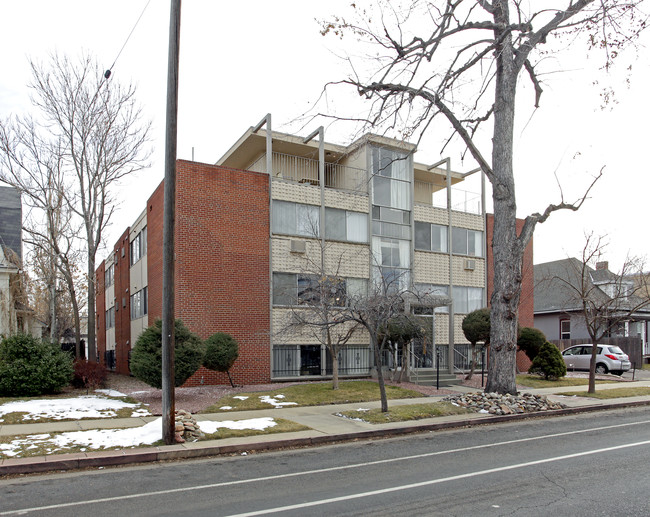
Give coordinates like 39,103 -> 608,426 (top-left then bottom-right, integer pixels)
2,406 -> 650,516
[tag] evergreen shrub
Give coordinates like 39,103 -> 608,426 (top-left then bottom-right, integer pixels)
130,319 -> 205,389
0,333 -> 74,396
528,341 -> 567,380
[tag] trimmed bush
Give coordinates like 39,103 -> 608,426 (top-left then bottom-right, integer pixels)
0,334 -> 74,396
203,332 -> 239,387
528,341 -> 567,380
73,359 -> 107,391
130,319 -> 205,389
518,327 -> 547,361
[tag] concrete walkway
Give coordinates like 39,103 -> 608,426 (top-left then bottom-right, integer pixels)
2,380 -> 650,476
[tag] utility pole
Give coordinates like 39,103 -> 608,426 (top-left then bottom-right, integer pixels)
162,0 -> 181,445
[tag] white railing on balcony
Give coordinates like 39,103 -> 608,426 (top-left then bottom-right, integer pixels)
247,152 -> 368,194
415,180 -> 482,215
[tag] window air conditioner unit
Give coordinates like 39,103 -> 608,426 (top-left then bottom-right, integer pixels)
290,239 -> 306,253
464,259 -> 476,271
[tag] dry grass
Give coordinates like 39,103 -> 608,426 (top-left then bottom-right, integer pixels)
516,375 -> 615,389
558,387 -> 650,399
202,381 -> 422,413
200,418 -> 309,440
337,401 -> 471,424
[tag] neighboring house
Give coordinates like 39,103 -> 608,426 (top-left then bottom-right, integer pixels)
94,120 -> 518,386
534,258 -> 650,359
0,186 -> 42,338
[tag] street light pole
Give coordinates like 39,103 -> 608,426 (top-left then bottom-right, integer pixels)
162,0 -> 181,445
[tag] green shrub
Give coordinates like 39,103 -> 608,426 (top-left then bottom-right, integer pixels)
0,334 -> 74,396
203,332 -> 239,386
518,327 -> 547,361
528,341 -> 567,380
130,319 -> 205,388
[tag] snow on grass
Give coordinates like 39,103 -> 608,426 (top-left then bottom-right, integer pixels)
0,395 -> 150,422
0,417 -> 279,458
233,396 -> 249,400
259,395 -> 298,408
95,389 -> 127,397
198,417 -> 277,434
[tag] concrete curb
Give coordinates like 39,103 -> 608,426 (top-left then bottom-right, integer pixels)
3,398 -> 650,477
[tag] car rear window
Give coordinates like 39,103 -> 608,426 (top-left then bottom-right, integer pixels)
607,346 -> 625,354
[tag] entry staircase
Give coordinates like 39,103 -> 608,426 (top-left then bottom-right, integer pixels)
407,368 -> 462,387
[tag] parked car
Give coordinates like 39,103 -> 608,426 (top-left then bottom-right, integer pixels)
561,344 -> 631,375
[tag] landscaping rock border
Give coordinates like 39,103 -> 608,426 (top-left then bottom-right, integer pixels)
444,392 -> 566,415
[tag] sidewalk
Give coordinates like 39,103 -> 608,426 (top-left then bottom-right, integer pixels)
2,380 -> 650,476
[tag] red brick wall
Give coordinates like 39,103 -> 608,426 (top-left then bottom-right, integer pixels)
113,229 -> 132,375
486,214 -> 534,372
145,161 -> 271,386
95,262 -> 106,367
146,182 -> 165,329
175,160 -> 270,386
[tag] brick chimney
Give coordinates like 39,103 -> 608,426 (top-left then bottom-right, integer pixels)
596,261 -> 609,271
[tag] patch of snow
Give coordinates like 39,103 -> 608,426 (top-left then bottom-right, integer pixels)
219,406 -> 233,410
0,396 -> 150,422
479,409 -> 489,414
95,389 -> 126,397
275,395 -> 285,399
198,417 -> 277,434
259,395 -> 297,408
356,408 -> 370,412
233,396 -> 249,400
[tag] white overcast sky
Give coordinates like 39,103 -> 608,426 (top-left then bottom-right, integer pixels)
1,1 -> 649,272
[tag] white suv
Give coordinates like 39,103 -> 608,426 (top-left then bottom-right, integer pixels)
562,344 -> 631,375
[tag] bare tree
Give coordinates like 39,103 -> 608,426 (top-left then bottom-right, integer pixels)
274,245 -> 361,390
543,234 -> 650,393
1,53 -> 151,362
321,1 -> 645,394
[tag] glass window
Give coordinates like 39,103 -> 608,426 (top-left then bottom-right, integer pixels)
452,227 -> 483,257
415,222 -> 431,250
453,286 -> 484,314
106,307 -> 115,329
432,224 -> 448,252
325,208 -> 346,241
272,201 -> 320,237
560,319 -> 570,339
414,221 -> 448,252
105,264 -> 114,287
325,208 -> 368,243
273,273 -> 297,305
346,278 -> 368,300
371,147 -> 411,210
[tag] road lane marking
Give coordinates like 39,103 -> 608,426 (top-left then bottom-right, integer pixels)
224,439 -> 650,516
2,417 -> 650,515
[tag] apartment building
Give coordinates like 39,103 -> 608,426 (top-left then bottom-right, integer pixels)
95,120 -> 493,386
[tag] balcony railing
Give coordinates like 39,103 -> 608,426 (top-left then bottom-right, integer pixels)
248,152 -> 368,194
415,180 -> 482,215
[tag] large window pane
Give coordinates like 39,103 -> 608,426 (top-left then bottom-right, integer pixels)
432,224 -> 448,252
325,208 -> 346,240
346,211 -> 368,242
415,222 -> 431,250
452,227 -> 468,255
273,273 -> 296,305
272,200 -> 295,235
296,204 -> 319,237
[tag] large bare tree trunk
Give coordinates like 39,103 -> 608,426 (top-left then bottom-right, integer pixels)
87,256 -> 96,363
485,2 -> 521,395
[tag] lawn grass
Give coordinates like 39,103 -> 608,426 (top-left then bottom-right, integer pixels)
202,381 -> 422,413
516,375 -> 616,389
558,387 -> 650,399
338,401 -> 471,424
